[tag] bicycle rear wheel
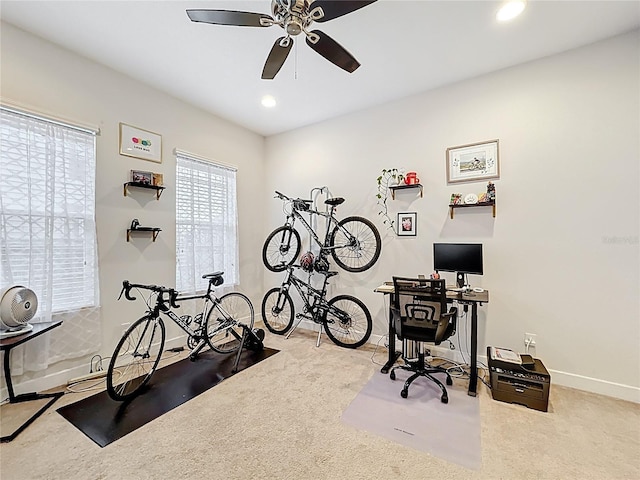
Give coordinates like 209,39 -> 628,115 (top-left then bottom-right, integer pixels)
205,292 -> 254,354
323,295 -> 372,348
261,287 -> 294,334
329,216 -> 381,273
262,226 -> 301,272
107,316 -> 166,401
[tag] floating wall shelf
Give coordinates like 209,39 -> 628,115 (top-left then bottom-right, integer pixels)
126,227 -> 161,242
449,201 -> 496,219
389,184 -> 423,200
123,182 -> 165,200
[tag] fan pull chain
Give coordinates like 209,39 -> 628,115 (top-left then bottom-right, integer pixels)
294,39 -> 298,80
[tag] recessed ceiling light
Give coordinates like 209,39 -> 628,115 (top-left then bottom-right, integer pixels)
496,1 -> 526,22
261,95 -> 277,108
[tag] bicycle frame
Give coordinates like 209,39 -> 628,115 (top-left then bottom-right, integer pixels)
143,281 -> 240,356
278,266 -> 329,319
275,266 -> 350,344
283,205 -> 335,251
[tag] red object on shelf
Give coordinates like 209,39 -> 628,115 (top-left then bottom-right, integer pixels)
404,172 -> 419,185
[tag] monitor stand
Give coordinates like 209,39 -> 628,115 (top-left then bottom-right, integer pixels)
456,272 -> 466,289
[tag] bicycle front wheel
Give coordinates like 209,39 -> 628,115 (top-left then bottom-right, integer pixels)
329,216 -> 381,273
205,292 -> 254,354
262,226 -> 301,272
261,287 -> 295,334
107,316 -> 166,401
323,295 -> 372,349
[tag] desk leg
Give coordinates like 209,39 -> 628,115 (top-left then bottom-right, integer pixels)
468,303 -> 478,396
381,307 -> 401,374
1,347 -> 64,443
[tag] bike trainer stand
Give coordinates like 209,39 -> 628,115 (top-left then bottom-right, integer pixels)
232,325 -> 265,374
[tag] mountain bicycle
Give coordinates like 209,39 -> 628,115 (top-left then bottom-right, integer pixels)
261,263 -> 372,348
262,190 -> 381,274
106,272 -> 255,401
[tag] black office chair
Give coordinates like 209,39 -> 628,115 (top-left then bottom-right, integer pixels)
389,276 -> 458,403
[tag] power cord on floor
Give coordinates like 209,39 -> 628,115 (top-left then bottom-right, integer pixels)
370,334 -> 391,367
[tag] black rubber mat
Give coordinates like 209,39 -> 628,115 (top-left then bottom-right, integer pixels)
57,347 -> 279,447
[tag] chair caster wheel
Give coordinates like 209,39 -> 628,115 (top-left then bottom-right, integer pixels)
446,376 -> 453,386
441,395 -> 448,404
401,389 -> 408,399
390,371 -> 396,380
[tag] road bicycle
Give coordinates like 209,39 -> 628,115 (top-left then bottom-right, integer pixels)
262,190 -> 381,274
106,272 -> 255,401
261,263 -> 372,348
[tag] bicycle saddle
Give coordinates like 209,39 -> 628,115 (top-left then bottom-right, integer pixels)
325,197 -> 344,206
202,271 -> 224,286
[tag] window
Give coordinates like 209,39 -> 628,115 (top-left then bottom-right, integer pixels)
0,105 -> 100,370
175,150 -> 238,293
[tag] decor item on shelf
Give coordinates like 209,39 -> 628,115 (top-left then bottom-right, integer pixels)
446,139 -> 499,184
450,193 -> 462,205
153,173 -> 164,186
487,181 -> 496,201
376,168 -> 404,232
404,171 -> 420,185
119,123 -> 162,163
131,169 -> 153,185
397,212 -> 417,237
464,193 -> 479,204
478,193 -> 488,203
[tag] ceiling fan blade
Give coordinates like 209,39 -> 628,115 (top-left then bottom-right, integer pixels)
305,30 -> 360,73
262,37 -> 293,80
311,1 -> 377,23
186,9 -> 273,27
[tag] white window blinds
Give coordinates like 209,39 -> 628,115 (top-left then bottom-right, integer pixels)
0,105 -> 101,373
0,106 -> 99,314
175,151 -> 238,294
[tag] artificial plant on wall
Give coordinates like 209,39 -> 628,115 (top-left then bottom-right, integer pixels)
376,168 -> 404,232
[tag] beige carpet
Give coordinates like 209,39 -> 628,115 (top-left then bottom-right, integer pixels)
1,325 -> 639,480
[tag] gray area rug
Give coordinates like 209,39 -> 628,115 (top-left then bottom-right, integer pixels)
341,370 -> 481,469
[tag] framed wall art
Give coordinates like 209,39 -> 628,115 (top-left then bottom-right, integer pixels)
397,212 -> 417,237
446,139 -> 499,184
130,169 -> 152,185
119,123 -> 162,163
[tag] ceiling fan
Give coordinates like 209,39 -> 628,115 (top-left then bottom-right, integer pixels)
186,0 -> 377,79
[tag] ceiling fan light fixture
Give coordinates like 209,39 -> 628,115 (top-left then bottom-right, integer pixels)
261,95 -> 277,108
496,1 -> 526,22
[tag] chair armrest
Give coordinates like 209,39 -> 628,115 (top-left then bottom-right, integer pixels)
435,307 -> 458,343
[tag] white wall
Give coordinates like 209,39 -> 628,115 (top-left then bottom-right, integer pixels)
264,30 -> 640,402
1,22 -> 266,391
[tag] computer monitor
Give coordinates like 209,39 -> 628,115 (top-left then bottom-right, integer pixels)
433,243 -> 483,288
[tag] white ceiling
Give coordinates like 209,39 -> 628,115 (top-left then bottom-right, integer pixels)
2,1 -> 639,136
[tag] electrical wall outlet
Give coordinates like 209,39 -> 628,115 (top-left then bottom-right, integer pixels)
524,333 -> 537,348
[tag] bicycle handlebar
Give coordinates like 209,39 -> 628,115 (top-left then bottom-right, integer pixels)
119,280 -> 179,307
274,190 -> 313,212
274,190 -> 290,201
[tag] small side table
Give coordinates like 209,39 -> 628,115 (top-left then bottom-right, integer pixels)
1,320 -> 64,442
